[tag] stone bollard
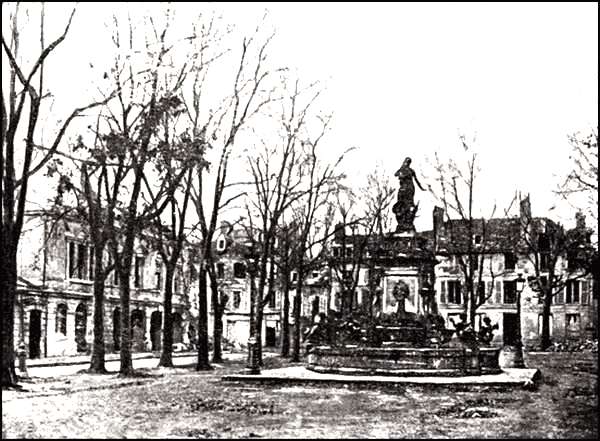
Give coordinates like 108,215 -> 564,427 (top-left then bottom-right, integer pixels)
463,347 -> 481,375
16,341 -> 29,377
244,337 -> 261,375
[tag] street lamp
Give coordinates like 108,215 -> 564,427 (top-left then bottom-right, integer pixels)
244,241 -> 261,375
512,273 -> 527,368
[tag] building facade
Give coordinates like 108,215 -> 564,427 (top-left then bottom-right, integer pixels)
209,222 -> 282,348
16,211 -> 193,358
325,200 -> 597,348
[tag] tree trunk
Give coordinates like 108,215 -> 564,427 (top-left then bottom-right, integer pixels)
210,277 -> 223,363
280,275 -> 290,357
159,265 -> 175,367
196,267 -> 211,370
1,251 -> 18,387
540,288 -> 553,350
118,265 -> 134,376
89,248 -> 107,373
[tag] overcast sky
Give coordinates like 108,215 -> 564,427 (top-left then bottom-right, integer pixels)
7,2 -> 598,232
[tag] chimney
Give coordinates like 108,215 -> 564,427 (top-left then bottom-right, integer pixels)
219,220 -> 232,236
519,194 -> 531,222
433,206 -> 444,251
334,223 -> 345,242
575,211 -> 586,230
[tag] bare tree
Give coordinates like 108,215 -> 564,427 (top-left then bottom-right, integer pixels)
518,195 -> 595,349
94,10 -> 191,376
272,219 -> 303,356
185,16 -> 281,369
429,136 -> 509,326
1,4 -> 113,386
243,77 -> 323,364
328,166 -> 395,316
289,117 -> 349,362
557,128 -> 598,239
147,138 -> 197,368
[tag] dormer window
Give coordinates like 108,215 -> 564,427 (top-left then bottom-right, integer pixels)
216,236 -> 227,252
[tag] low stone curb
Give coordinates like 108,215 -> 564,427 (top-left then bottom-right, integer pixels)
222,366 -> 542,390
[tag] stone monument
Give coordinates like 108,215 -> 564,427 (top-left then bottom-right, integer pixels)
306,159 -> 502,376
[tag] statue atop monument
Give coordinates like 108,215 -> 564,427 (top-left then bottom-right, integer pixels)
392,157 -> 425,233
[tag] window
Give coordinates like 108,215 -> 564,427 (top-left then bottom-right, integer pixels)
68,241 -> 94,280
217,237 -> 226,252
68,242 -> 76,278
291,272 -> 298,282
447,280 -> 462,304
332,247 -> 341,258
347,246 -> 354,258
56,304 -> 67,335
155,259 -> 162,290
503,280 -> 517,304
233,262 -> 246,279
312,271 -> 319,279
566,280 -> 580,304
342,269 -> 353,283
134,256 -> 144,288
504,252 -> 516,270
233,291 -> 241,309
540,253 -> 550,272
440,280 -> 446,304
474,235 -> 482,245
77,244 -> 87,279
268,292 -> 276,309
566,313 -> 580,331
216,262 -> 225,279
581,281 -> 590,305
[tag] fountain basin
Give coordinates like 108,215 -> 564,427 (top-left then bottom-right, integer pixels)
307,345 -> 501,377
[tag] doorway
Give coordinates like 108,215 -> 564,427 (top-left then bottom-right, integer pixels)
150,311 -> 162,351
172,312 -> 183,344
28,310 -> 42,359
131,309 -> 146,352
265,326 -> 277,347
75,303 -> 88,353
503,313 -> 518,346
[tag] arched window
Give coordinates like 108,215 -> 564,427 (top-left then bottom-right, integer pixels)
75,303 -> 88,352
56,304 -> 68,335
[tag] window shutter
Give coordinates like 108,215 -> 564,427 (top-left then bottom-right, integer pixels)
495,281 -> 502,304
486,281 -> 493,303
556,286 -> 564,304
440,281 -> 446,304
581,281 -> 589,305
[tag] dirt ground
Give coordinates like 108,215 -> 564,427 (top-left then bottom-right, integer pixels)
2,352 -> 597,439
